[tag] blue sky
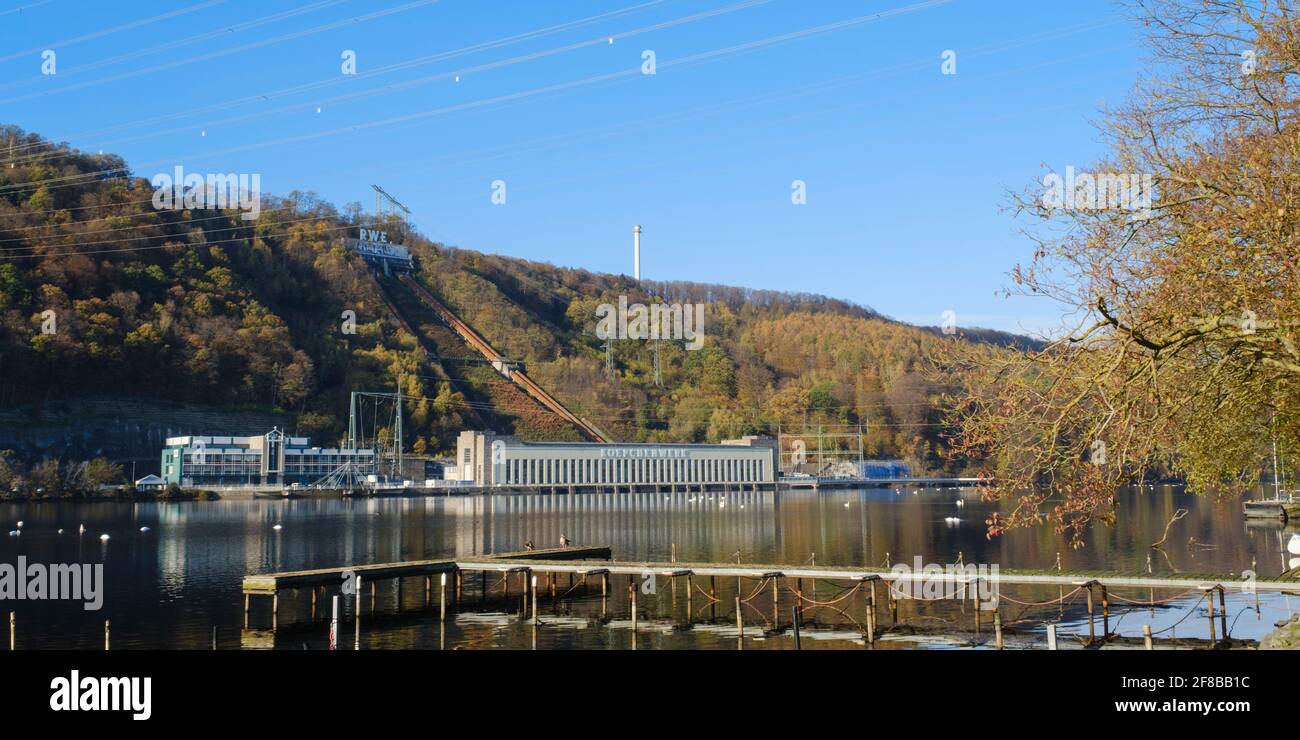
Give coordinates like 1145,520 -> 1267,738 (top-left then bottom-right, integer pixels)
1,0 -> 1143,336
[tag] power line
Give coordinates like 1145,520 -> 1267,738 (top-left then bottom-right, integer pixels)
6,0 -> 765,166
0,1 -> 55,18
0,0 -> 227,64
0,0 -> 349,93
0,0 -> 952,196
0,11 -> 1120,215
2,0 -> 675,150
0,0 -> 443,105
2,31 -> 1123,254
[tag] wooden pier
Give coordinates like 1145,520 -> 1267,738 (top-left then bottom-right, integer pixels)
1244,498 -> 1300,521
241,545 -> 610,628
241,549 -> 1300,647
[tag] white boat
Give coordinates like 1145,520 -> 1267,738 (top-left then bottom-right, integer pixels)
1288,533 -> 1300,555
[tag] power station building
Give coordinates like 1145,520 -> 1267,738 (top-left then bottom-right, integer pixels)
455,431 -> 778,488
161,428 -> 375,487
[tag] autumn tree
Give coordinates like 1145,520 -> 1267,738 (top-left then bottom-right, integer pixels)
940,0 -> 1300,542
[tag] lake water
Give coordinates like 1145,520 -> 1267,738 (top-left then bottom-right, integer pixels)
2,485 -> 1297,650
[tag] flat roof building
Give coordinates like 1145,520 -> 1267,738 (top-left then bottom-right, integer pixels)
161,428 -> 375,487
455,431 -> 777,489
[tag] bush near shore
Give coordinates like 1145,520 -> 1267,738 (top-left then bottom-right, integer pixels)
0,452 -> 218,501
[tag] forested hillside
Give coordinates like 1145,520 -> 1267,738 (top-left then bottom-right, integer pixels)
0,125 -> 1030,473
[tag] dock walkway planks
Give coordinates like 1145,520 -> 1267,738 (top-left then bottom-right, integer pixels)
242,545 -> 611,595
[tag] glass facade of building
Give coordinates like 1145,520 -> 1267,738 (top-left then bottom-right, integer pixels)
161,429 -> 374,487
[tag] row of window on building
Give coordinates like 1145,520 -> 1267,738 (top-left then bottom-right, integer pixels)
501,455 -> 766,486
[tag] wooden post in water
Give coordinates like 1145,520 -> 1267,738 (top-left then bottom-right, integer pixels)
8,611 -> 13,651
994,612 -> 1002,650
865,583 -> 876,644
1085,583 -> 1095,644
869,579 -> 878,623
531,575 -> 539,625
330,596 -> 339,650
795,578 -> 804,623
272,593 -> 278,632
354,574 -> 362,651
630,580 -> 638,633
212,625 -> 219,650
791,606 -> 802,650
243,594 -> 249,629
1217,587 -> 1228,641
1046,623 -> 1058,651
455,569 -> 462,607
1101,585 -> 1110,638
311,588 -> 317,621
888,579 -> 898,624
104,620 -> 110,651
686,574 -> 693,618
735,596 -> 744,649
1205,588 -> 1217,646
425,575 -> 431,608
440,573 -> 447,622
1143,624 -> 1153,650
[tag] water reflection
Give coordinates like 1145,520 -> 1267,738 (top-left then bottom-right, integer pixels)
1,485 -> 1297,649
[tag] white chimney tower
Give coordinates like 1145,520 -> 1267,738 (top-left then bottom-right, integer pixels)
633,224 -> 642,281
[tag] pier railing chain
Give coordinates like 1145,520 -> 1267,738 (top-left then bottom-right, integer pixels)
996,586 -> 1083,607
788,582 -> 863,607
738,577 -> 772,604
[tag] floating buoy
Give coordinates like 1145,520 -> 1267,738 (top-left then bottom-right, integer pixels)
78,524 -> 85,535
844,501 -> 851,508
57,528 -> 63,535
7,530 -> 17,537
272,524 -> 283,531
956,499 -> 965,507
139,526 -> 151,533
99,534 -> 110,541
15,520 -> 22,529
944,517 -> 961,524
